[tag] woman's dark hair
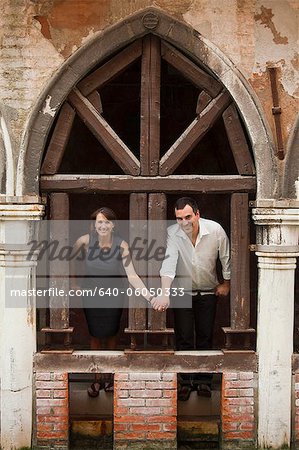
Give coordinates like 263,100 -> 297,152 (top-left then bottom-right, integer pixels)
90,207 -> 117,222
174,197 -> 199,214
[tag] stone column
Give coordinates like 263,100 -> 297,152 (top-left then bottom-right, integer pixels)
252,204 -> 299,449
0,204 -> 44,450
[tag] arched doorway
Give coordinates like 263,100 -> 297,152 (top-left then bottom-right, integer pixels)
36,27 -> 258,352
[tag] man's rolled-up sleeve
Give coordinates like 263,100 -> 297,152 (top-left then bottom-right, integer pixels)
218,226 -> 231,280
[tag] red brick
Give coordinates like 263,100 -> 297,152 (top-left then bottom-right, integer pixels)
146,381 -> 174,389
36,381 -> 67,389
53,389 -> 68,398
118,390 -> 129,398
239,372 -> 254,380
37,415 -> 68,424
37,423 -> 54,432
145,398 -> 174,407
115,431 -> 146,439
53,422 -> 69,431
118,398 -> 145,407
223,372 -> 239,380
37,431 -> 67,439
114,415 -> 145,423
225,397 -> 254,405
222,405 -> 240,415
114,423 -> 129,431
147,431 -> 176,440
239,422 -> 255,431
163,390 -> 177,398
223,389 -> 240,397
225,380 -> 254,389
114,406 -> 129,415
146,415 -> 176,423
161,407 -> 177,415
130,423 -> 161,432
35,372 -> 51,381
36,399 -> 67,407
36,407 -> 53,415
50,406 -> 69,416
222,422 -> 239,432
129,373 -> 161,381
115,373 -> 129,381
242,388 -> 254,397
129,407 -> 161,415
130,389 -> 162,398
163,423 -> 177,431
224,431 -> 254,439
116,381 -> 146,390
52,373 -> 68,382
239,406 -> 254,414
162,373 -> 177,382
36,389 -> 52,398
225,414 -> 254,422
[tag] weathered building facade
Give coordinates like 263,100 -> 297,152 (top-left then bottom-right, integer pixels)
0,1 -> 298,449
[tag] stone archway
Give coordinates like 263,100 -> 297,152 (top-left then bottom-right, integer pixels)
17,7 -> 277,199
283,114 -> 299,199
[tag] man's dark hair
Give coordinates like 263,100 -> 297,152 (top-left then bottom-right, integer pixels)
174,197 -> 199,214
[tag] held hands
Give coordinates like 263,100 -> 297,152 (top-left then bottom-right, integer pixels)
150,295 -> 170,312
215,280 -> 230,297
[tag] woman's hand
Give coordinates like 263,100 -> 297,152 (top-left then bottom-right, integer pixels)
150,295 -> 170,312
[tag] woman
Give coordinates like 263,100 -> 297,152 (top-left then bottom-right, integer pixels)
71,207 -> 154,396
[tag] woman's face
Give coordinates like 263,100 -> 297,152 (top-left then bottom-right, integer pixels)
94,212 -> 114,237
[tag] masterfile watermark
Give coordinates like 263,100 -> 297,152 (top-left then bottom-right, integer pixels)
4,220 -> 193,309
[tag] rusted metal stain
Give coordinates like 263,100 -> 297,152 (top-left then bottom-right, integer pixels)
34,16 -> 51,40
254,6 -> 288,45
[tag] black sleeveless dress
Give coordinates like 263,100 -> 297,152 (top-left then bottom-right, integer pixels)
83,232 -> 125,338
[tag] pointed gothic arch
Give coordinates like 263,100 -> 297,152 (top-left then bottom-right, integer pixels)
17,7 -> 276,199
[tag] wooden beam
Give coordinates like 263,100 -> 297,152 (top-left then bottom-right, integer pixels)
159,91 -> 232,175
34,350 -> 258,373
77,40 -> 142,96
161,41 -> 222,97
87,90 -> 103,114
41,103 -> 75,175
148,193 -> 167,331
223,104 -> 256,175
128,193 -> 147,334
40,174 -> 256,193
49,193 -> 70,330
68,88 -> 140,175
196,91 -> 212,115
140,35 -> 161,176
230,193 -> 250,329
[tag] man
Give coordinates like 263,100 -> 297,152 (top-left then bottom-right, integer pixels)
151,197 -> 230,398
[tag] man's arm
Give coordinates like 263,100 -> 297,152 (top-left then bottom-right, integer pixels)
215,225 -> 231,297
151,231 -> 179,311
151,276 -> 172,311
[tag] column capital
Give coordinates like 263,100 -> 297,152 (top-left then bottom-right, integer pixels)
252,206 -> 299,227
0,203 -> 44,220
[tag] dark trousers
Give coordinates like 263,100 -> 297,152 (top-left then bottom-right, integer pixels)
173,293 -> 218,385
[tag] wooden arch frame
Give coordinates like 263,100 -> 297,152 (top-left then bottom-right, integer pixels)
16,7 -> 277,198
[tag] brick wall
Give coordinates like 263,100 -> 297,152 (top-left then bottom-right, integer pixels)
114,372 -> 177,450
295,372 -> 299,446
221,371 -> 256,448
34,371 -> 69,449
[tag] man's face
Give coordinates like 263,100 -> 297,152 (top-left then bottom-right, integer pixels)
175,204 -> 199,235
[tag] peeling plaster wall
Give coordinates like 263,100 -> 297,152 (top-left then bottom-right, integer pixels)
0,0 -> 298,196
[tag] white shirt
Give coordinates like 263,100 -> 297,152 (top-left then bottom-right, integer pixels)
160,218 -> 230,292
